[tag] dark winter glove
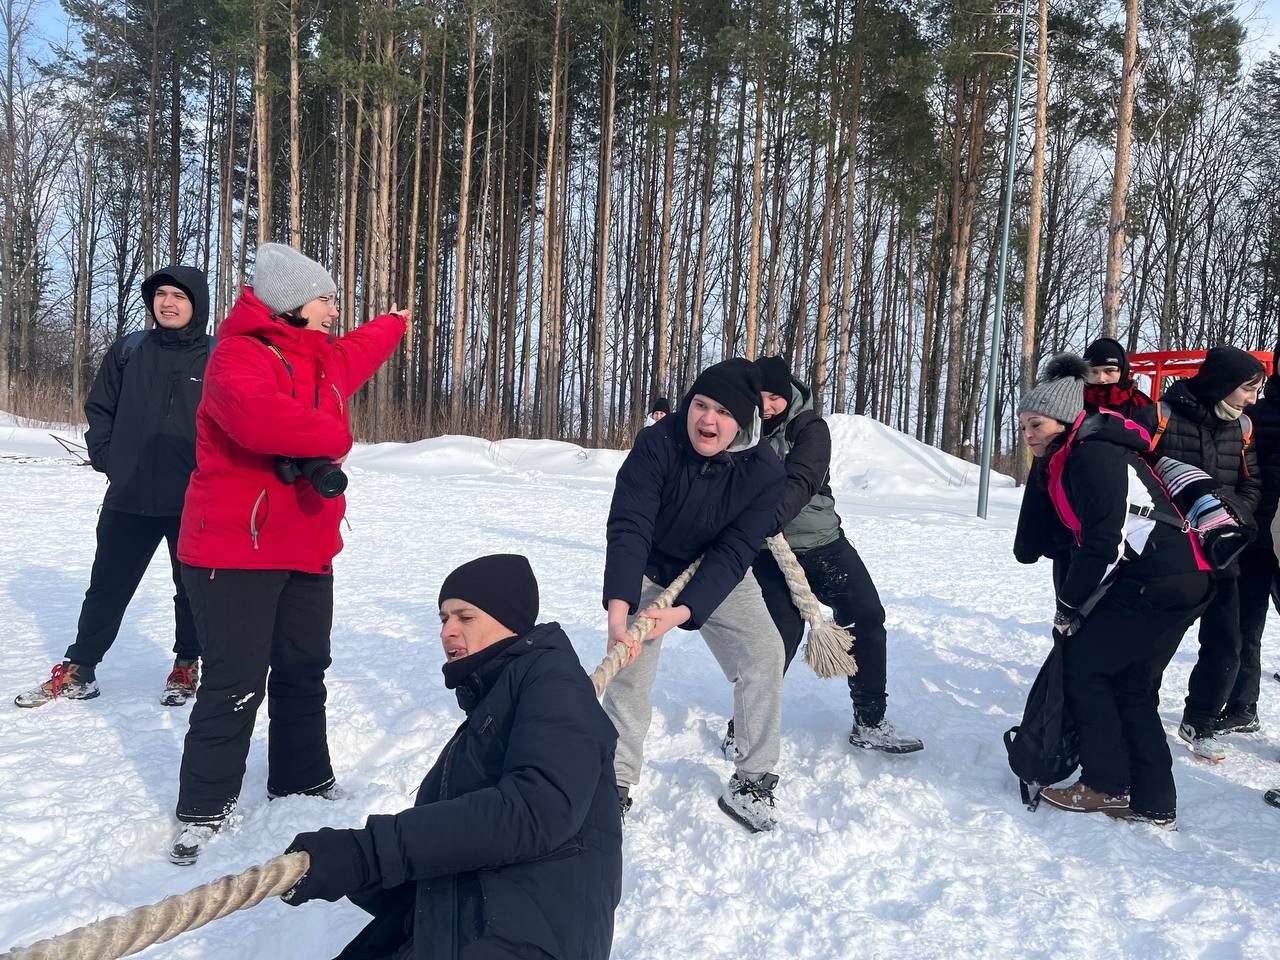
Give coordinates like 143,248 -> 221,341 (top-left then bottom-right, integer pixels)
1052,602 -> 1080,639
280,827 -> 378,906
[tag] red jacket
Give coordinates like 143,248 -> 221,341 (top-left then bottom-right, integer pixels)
178,289 -> 406,573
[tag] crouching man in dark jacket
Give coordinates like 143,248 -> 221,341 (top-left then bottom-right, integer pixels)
280,554 -> 622,960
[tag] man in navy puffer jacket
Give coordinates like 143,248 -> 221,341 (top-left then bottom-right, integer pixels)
280,555 -> 622,960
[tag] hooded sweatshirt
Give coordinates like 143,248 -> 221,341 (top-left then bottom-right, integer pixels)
84,265 -> 213,516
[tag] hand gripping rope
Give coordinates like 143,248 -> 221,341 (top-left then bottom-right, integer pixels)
0,852 -> 310,960
4,539 -> 853,959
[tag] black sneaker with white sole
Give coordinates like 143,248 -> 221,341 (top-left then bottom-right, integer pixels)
1265,788 -> 1280,809
169,820 -> 224,865
849,717 -> 924,754
718,772 -> 779,833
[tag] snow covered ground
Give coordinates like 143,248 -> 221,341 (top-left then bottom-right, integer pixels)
0,412 -> 1277,959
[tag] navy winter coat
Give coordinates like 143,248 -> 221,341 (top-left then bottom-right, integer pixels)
84,265 -> 213,516
337,623 -> 621,960
1248,371 -> 1280,545
604,408 -> 785,628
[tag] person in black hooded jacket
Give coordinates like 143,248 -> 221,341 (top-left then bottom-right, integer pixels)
281,555 -> 622,960
1132,345 -> 1265,760
1222,344 -> 1280,735
1017,355 -> 1211,827
14,265 -> 212,710
735,355 -> 922,755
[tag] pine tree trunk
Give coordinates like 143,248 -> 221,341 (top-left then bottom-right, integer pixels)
255,0 -> 273,247
654,3 -> 680,398
288,0 -> 302,248
1019,0 -> 1049,478
744,63 -> 766,360
1102,0 -> 1139,338
450,15 -> 478,432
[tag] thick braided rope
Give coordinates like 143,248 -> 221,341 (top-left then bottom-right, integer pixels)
1,852 -> 310,960
591,557 -> 702,696
765,535 -> 858,679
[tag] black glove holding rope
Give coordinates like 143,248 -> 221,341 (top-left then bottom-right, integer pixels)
281,827 -> 379,905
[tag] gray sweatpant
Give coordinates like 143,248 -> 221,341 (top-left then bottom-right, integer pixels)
603,571 -> 785,786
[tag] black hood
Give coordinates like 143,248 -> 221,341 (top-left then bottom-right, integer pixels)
1074,409 -> 1157,453
763,375 -> 812,439
142,265 -> 210,336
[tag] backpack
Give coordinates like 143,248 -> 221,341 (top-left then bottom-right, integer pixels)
1004,638 -> 1079,810
1047,410 -> 1214,573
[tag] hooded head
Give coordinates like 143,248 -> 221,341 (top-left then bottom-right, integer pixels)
649,396 -> 671,418
1083,337 -> 1129,386
1187,346 -> 1266,407
755,355 -> 796,436
142,266 -> 209,335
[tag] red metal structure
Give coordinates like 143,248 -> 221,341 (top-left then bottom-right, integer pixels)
1128,350 -> 1273,401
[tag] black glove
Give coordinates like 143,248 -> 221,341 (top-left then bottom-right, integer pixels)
281,827 -> 378,906
1052,601 -> 1080,639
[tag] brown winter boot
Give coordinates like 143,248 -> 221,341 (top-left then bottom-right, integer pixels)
1039,779 -> 1130,813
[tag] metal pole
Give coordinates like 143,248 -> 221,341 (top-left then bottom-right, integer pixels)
977,0 -> 1031,519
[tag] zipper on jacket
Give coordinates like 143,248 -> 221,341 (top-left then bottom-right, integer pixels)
331,383 -> 343,414
249,489 -> 268,550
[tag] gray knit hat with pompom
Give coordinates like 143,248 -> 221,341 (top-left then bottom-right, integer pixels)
1017,353 -> 1088,425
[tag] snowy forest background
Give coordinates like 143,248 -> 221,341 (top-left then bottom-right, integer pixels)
3,0 -> 1280,465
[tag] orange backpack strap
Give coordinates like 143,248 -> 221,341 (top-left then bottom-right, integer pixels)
1241,412 -> 1254,475
1149,400 -> 1171,451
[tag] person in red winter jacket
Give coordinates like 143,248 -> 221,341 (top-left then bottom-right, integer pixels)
169,243 -> 406,865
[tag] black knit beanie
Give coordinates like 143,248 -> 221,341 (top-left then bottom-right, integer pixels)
1187,346 -> 1265,405
686,358 -> 762,430
1083,337 -> 1129,383
438,554 -> 539,636
649,396 -> 671,415
755,356 -> 793,400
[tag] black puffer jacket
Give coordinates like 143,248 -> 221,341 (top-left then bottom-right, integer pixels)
604,402 -> 785,628
1049,413 -> 1204,613
1249,372 -> 1280,545
83,265 -> 212,516
1132,379 -> 1260,518
1013,454 -> 1074,596
341,624 -> 621,960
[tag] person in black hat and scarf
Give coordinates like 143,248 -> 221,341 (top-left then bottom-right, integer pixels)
1082,337 -> 1153,419
280,554 -> 622,960
602,358 -> 787,832
1133,345 -> 1264,761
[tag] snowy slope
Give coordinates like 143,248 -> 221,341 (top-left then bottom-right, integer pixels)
0,419 -> 1277,959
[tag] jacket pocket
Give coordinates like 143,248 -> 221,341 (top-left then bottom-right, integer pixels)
249,489 -> 269,550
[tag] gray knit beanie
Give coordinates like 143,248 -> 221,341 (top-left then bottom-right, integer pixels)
252,243 -> 337,315
1017,353 -> 1089,425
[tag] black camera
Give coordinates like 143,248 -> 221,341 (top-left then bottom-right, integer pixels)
274,456 -> 348,498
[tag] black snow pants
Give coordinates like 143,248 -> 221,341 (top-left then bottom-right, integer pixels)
64,507 -> 199,668
1226,540 -> 1276,716
1182,571 -> 1245,731
176,566 -> 335,823
753,535 -> 890,725
1063,572 -> 1211,818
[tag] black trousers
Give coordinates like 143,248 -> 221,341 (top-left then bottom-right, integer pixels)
1063,573 -> 1210,818
176,566 -> 335,822
1183,572 -> 1244,730
64,508 -> 199,667
753,536 -> 889,724
1228,540 -> 1276,713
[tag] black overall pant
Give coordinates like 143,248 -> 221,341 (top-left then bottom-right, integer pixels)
1064,573 -> 1211,818
1226,540 -> 1276,716
176,566 -> 335,822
